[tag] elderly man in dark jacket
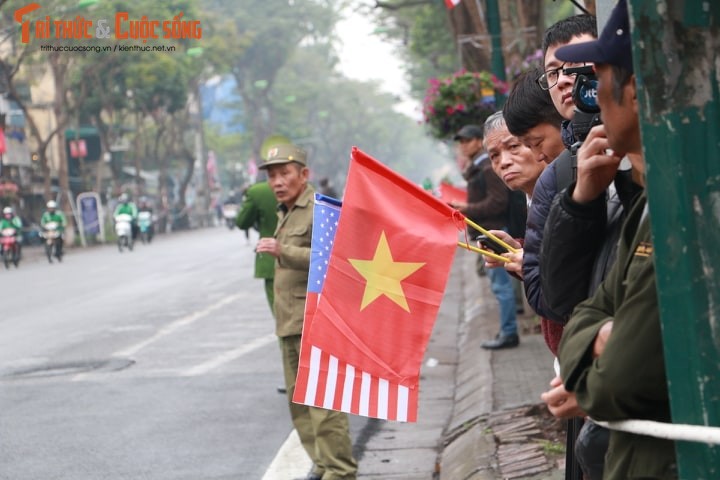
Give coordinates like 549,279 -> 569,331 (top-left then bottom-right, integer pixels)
451,124 -> 519,349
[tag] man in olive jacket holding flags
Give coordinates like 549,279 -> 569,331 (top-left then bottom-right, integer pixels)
256,144 -> 357,480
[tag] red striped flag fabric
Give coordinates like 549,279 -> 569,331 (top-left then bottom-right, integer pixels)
445,0 -> 462,9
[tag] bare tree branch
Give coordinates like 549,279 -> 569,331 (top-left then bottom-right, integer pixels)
373,0 -> 432,11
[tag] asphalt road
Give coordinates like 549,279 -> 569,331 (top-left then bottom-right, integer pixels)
0,226 -> 345,480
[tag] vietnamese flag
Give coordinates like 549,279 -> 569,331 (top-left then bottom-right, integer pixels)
300,147 -> 459,420
439,181 -> 467,205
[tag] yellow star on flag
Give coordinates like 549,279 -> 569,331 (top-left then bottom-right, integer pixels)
349,231 -> 425,312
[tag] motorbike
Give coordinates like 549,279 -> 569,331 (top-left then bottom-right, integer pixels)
0,227 -> 20,269
137,211 -> 154,244
115,213 -> 134,252
41,221 -> 63,263
222,203 -> 239,230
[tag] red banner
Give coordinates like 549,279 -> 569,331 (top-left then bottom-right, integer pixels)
439,181 -> 467,205
69,139 -> 87,158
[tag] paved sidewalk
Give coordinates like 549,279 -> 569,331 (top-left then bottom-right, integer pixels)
358,249 -> 565,480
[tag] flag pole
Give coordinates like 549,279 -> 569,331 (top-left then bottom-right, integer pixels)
463,218 -> 520,254
457,241 -> 510,263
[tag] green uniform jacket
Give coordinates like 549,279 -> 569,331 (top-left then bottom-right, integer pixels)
0,216 -> 22,231
114,202 -> 138,219
236,181 -> 278,279
272,185 -> 314,338
41,211 -> 67,232
559,192 -> 677,479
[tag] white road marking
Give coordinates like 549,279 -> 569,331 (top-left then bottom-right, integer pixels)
261,429 -> 312,480
115,292 -> 245,358
181,333 -> 277,376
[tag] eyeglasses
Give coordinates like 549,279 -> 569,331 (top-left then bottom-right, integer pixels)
537,62 -> 587,90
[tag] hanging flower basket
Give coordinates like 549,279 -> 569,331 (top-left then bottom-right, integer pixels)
422,70 -> 509,140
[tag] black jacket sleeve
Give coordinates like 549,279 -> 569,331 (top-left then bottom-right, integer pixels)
540,183 -> 607,323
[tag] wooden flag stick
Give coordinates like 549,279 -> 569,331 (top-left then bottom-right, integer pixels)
463,218 -> 520,254
457,242 -> 510,263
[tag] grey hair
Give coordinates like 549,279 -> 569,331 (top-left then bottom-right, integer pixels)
483,111 -> 506,139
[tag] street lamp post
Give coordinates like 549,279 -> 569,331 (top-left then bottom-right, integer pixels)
187,47 -> 211,227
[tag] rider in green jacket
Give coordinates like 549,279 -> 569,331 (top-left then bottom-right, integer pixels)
114,194 -> 139,239
0,206 -> 23,259
40,200 -> 68,259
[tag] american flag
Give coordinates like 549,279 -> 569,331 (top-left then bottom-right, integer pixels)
293,193 -> 418,422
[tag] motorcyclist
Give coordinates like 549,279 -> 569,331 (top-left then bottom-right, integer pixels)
137,196 -> 155,242
113,193 -> 139,239
0,206 -> 23,259
40,200 -> 67,259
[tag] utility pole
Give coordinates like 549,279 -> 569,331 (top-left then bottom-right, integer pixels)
485,0 -> 506,107
631,0 -> 720,477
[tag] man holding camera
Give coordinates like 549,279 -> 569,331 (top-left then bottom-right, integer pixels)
541,1 -> 677,478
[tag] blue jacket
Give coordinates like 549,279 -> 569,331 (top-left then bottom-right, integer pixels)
522,152 -> 568,323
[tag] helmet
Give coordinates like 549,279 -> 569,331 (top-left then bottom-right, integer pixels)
3,206 -> 13,215
46,200 -> 57,209
119,193 -> 129,203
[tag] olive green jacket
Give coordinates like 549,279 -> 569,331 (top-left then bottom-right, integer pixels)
559,192 -> 676,479
236,181 -> 278,279
272,185 -> 314,337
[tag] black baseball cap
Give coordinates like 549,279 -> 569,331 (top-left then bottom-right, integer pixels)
453,124 -> 484,141
555,0 -> 634,73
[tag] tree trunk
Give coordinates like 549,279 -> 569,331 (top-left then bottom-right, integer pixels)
50,52 -> 75,246
449,1 -> 491,72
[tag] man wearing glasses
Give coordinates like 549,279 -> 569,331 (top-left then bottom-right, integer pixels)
517,14 -> 607,480
529,12 -> 642,480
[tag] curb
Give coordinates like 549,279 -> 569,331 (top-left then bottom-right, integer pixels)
438,249 -> 565,480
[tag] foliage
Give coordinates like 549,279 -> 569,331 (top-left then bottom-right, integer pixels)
505,49 -> 544,83
422,70 -> 508,140
356,1 -> 458,101
270,41 -> 449,189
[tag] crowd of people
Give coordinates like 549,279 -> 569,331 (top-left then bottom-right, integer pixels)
448,1 -> 677,478
186,1 -> 687,478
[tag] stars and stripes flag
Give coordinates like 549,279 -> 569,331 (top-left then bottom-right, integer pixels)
445,0 -> 462,9
293,148 -> 459,422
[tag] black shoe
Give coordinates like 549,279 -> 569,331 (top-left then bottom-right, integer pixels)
481,333 -> 519,350
277,386 -> 287,394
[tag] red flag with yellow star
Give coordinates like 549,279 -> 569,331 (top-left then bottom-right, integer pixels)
296,147 -> 459,421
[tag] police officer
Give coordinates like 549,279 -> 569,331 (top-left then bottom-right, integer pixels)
255,144 -> 357,480
236,180 -> 278,312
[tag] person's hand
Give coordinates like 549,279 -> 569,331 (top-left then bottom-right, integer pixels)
449,201 -> 468,211
541,376 -> 586,419
572,125 -> 623,204
500,249 -> 523,277
593,321 -> 613,358
480,230 -> 523,275
256,237 -> 280,258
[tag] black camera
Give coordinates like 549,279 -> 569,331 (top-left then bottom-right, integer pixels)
563,65 -> 602,143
